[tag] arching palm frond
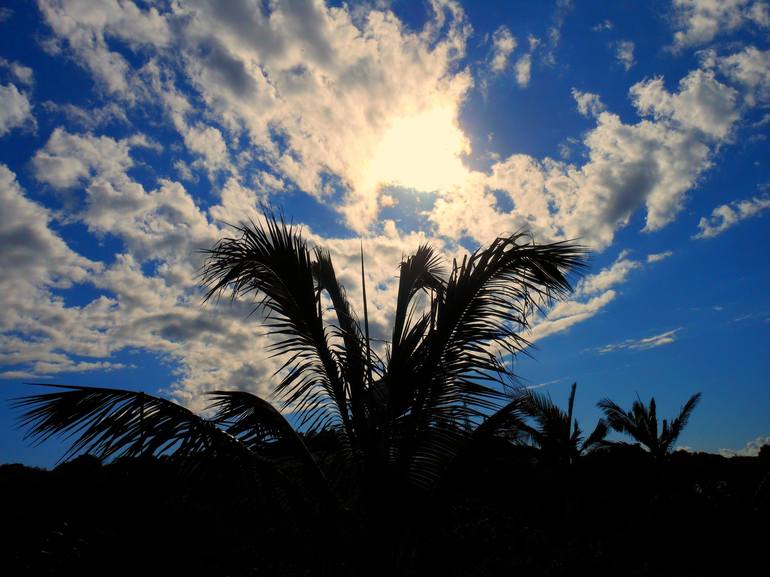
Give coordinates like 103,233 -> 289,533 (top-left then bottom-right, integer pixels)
660,392 -> 701,452
421,235 -> 586,425
201,216 -> 350,439
12,384 -> 252,463
470,394 -> 531,443
312,247 -> 369,437
386,245 -> 447,420
581,419 -> 609,453
399,236 -> 586,484
207,390 -> 338,507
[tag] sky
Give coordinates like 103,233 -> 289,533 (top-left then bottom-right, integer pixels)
0,0 -> 768,467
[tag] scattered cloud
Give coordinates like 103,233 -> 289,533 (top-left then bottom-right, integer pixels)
41,101 -> 128,130
694,196 -> 770,238
544,0 -> 574,65
578,252 -> 641,296
3,0 -> 768,409
593,20 -> 614,32
572,88 -> 606,117
615,40 -> 635,70
0,58 -> 34,85
647,251 -> 673,263
489,25 -> 517,73
514,53 -> 532,87
599,328 -> 681,353
0,83 -> 34,136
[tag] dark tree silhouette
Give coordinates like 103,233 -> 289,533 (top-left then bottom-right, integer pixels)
12,213 -> 586,571
597,393 -> 701,460
521,382 -> 608,464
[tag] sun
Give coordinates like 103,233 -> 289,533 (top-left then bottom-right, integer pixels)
366,106 -> 471,194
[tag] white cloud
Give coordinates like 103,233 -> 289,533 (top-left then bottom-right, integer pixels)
514,53 -> 532,87
578,253 -> 642,295
42,101 -> 128,130
719,435 -> 770,457
183,124 -> 231,176
630,69 -> 739,140
431,67 -> 738,250
0,58 -> 34,85
694,196 -> 770,238
489,25 -> 517,73
593,20 -> 614,32
647,250 -> 673,263
527,290 -> 617,343
9,0 -> 770,408
572,88 -> 605,117
717,46 -> 770,105
32,127 -> 136,189
37,0 -> 171,97
0,83 -> 34,136
670,0 -> 770,50
615,40 -> 635,71
599,328 -> 681,353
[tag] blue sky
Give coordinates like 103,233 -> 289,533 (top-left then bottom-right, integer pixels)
0,0 -> 768,467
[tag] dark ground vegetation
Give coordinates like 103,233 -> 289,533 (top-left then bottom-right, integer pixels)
1,443 -> 768,576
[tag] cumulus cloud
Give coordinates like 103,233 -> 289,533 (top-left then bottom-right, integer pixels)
670,0 -> 770,50
630,69 -> 739,140
719,435 -> 770,457
0,83 -> 34,136
694,196 -> 770,238
431,65 -> 741,251
8,0 -> 770,408
599,328 -> 681,353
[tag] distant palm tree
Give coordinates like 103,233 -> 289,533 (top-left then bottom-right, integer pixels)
13,213 -> 585,568
520,382 -> 608,464
597,393 -> 701,460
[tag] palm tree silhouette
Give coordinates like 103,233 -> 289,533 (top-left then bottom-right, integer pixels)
13,213 -> 585,567
597,393 -> 701,459
520,382 -> 608,464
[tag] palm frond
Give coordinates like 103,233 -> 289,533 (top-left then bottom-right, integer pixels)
663,392 -> 701,450
12,384 -> 251,463
581,419 -> 609,453
419,234 -> 586,422
207,390 -> 338,506
313,247 -> 368,429
201,215 -> 351,439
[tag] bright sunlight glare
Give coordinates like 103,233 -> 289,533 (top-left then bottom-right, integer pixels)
366,107 -> 471,193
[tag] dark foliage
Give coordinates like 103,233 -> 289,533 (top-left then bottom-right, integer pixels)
1,448 -> 767,576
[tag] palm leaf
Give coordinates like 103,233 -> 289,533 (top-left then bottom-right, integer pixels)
201,215 -> 351,439
207,390 -> 339,507
12,384 -> 251,463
